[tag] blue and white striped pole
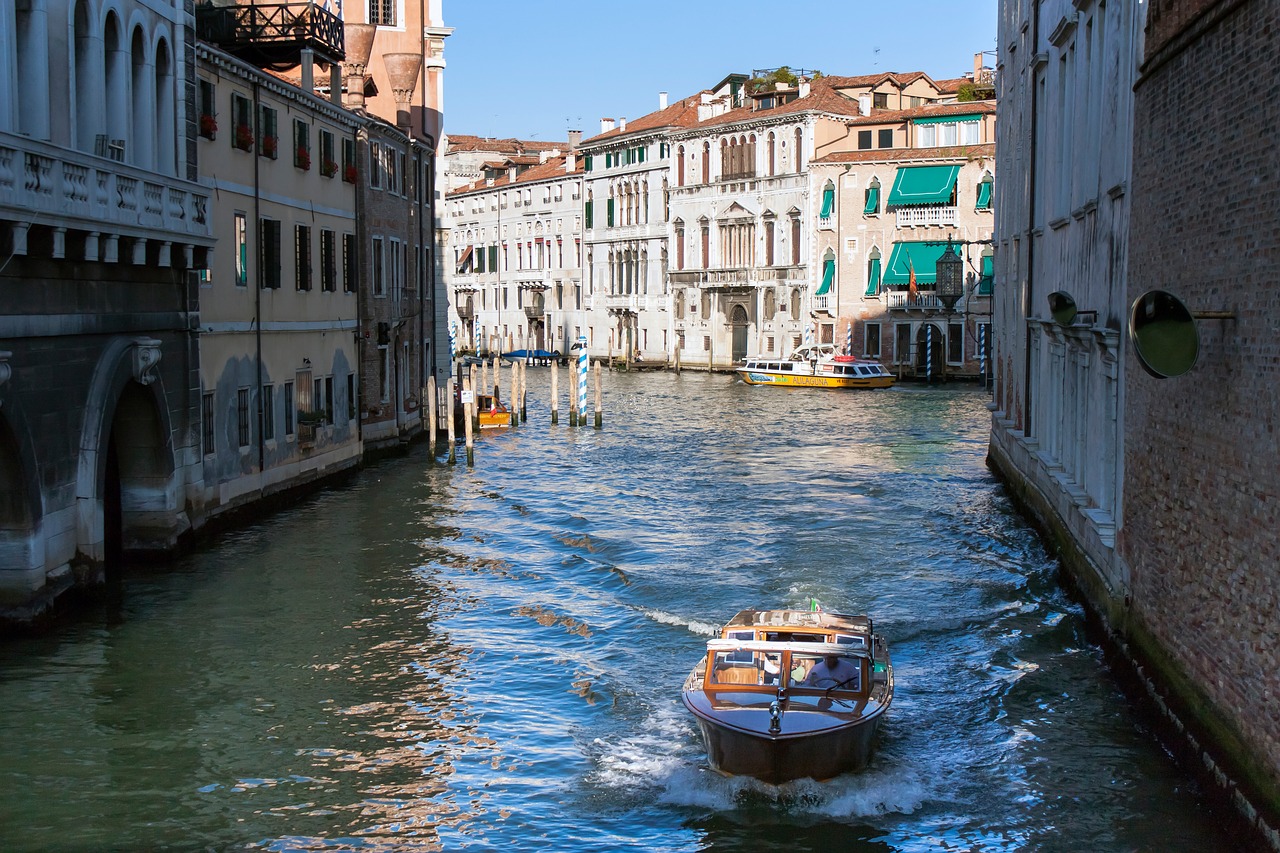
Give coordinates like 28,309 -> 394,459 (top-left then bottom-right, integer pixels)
803,322 -> 814,351
449,321 -> 457,361
926,324 -> 933,383
979,323 -> 988,389
845,322 -> 853,357
576,335 -> 588,425
474,324 -> 482,356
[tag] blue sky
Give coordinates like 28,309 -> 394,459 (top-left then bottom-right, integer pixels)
441,0 -> 997,143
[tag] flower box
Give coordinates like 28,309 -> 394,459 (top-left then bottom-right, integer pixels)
234,124 -> 254,151
343,164 -> 358,184
200,114 -> 217,139
262,135 -> 278,158
321,159 -> 338,178
296,146 -> 311,171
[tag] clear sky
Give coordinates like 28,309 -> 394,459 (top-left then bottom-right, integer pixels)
440,0 -> 998,144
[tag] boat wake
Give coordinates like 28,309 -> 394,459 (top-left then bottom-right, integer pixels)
638,607 -> 720,637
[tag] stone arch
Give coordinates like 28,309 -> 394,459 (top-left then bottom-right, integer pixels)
915,322 -> 945,381
0,400 -> 47,596
75,338 -> 181,568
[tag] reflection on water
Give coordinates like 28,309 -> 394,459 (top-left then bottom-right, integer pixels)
0,372 -> 1239,852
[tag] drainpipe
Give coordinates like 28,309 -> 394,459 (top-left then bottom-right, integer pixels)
253,80 -> 264,474
1023,5 -> 1041,438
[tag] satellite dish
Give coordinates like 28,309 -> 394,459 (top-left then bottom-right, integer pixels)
1129,289 -> 1199,379
1047,291 -> 1077,326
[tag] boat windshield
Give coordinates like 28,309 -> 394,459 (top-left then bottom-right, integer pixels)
708,650 -> 784,687
789,651 -> 862,692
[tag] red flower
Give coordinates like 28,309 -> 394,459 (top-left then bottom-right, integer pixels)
200,114 -> 217,138
234,124 -> 254,151
262,135 -> 278,158
343,164 -> 358,184
296,146 -> 311,170
321,159 -> 338,178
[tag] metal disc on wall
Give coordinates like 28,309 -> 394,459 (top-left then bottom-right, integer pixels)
1129,289 -> 1199,378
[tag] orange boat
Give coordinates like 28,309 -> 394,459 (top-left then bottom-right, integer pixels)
681,608 -> 893,784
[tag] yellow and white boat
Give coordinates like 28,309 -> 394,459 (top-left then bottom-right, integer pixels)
736,344 -> 895,389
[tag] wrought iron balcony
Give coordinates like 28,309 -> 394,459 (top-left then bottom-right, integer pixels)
196,1 -> 345,68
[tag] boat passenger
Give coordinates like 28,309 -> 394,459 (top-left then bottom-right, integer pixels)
802,653 -> 860,690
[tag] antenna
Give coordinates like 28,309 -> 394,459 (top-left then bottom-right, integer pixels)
873,46 -> 880,67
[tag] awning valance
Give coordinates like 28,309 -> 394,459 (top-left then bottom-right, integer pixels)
886,164 -> 960,207
912,114 -> 984,126
882,241 -> 952,286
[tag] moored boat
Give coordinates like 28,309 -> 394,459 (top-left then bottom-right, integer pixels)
736,344 -> 894,389
681,608 -> 893,784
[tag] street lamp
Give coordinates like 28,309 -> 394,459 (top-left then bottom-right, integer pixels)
936,236 -> 963,314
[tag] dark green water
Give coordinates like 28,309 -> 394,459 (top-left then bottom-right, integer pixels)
0,371 -> 1236,851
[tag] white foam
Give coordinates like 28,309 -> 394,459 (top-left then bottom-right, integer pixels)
642,608 -> 720,637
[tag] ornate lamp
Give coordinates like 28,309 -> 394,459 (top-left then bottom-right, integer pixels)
936,237 -> 963,314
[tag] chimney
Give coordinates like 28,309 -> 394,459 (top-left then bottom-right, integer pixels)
659,91 -> 668,110
974,52 -> 983,80
619,116 -> 627,132
798,77 -> 811,98
383,53 -> 423,130
566,152 -> 576,173
568,129 -> 582,150
858,93 -> 872,115
342,23 -> 377,108
600,117 -> 615,133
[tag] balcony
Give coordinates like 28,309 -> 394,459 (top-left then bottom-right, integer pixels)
895,205 -> 958,229
0,131 -> 212,258
884,289 -> 943,311
196,1 -> 345,67
604,294 -> 641,313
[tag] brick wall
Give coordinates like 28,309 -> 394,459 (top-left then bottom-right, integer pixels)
1126,0 -> 1280,797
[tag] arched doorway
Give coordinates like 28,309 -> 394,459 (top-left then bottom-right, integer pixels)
915,323 -> 945,382
730,304 -> 749,363
105,382 -> 170,569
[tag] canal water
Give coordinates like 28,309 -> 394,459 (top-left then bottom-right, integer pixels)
0,371 -> 1237,852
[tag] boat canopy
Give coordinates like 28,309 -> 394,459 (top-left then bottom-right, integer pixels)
705,638 -> 869,658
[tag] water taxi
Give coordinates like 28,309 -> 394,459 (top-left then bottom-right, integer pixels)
737,344 -> 894,389
681,608 -> 893,784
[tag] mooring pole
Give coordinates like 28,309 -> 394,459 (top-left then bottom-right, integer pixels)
446,377 -> 456,464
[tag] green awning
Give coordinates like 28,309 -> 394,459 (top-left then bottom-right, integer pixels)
819,186 -> 834,218
976,180 -> 992,210
882,241 -> 952,286
816,258 -> 834,295
886,164 -> 960,207
865,257 -> 881,296
976,254 -> 994,295
913,114 -> 983,125
863,186 -> 879,214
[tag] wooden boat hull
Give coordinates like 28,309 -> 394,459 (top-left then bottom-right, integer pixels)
736,369 -> 894,389
682,690 -> 888,783
478,410 -> 511,429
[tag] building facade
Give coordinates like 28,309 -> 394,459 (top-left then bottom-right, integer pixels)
0,0 -> 214,623
993,0 -> 1280,841
195,43 -> 362,517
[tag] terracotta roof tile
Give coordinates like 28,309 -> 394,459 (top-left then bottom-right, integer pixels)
582,93 -> 709,145
447,155 -> 583,196
446,134 -> 568,154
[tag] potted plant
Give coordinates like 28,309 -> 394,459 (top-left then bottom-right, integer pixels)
262,134 -> 278,158
296,146 -> 311,170
234,123 -> 254,151
200,114 -> 217,139
321,158 -> 338,178
343,164 -> 358,184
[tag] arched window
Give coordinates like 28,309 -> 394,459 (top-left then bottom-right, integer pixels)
677,144 -> 685,186
130,26 -> 150,168
702,141 -> 710,184
793,127 -> 804,172
766,132 -> 776,177
155,38 -> 175,175
73,0 -> 100,151
790,287 -> 802,319
14,0 -> 51,139
866,247 -> 883,296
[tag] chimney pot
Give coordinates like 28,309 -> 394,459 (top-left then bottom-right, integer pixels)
600,117 -> 615,133
619,116 -> 627,131
659,91 -> 668,110
568,129 -> 582,150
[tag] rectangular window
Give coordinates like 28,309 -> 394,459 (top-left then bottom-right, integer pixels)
873,92 -> 888,109
259,218 -> 281,289
234,212 -> 248,287
202,391 -> 214,455
231,93 -> 252,150
342,137 -> 357,183
236,388 -> 250,448
372,236 -> 385,296
319,129 -> 336,177
258,105 -> 278,159
324,376 -> 334,423
878,128 -> 894,149
865,323 -> 881,358
343,233 -> 357,292
199,79 -> 216,139
314,378 -> 325,422
347,373 -> 356,421
857,130 -> 872,150
895,324 -> 911,364
584,200 -> 593,229
948,322 -> 963,363
262,384 -> 275,441
380,348 -> 391,402
320,229 -> 336,292
295,224 -> 312,291
918,124 -> 937,147
369,0 -> 396,27
293,119 -> 310,170
284,380 -> 295,435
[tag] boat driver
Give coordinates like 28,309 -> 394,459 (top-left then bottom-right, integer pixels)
802,653 -> 860,690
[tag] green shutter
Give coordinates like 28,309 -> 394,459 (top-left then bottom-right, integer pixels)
976,179 -> 992,210
585,200 -> 593,228
816,258 -> 834,295
863,186 -> 879,215
865,257 -> 881,296
488,245 -> 498,271
607,198 -> 614,226
820,186 -> 834,218
976,254 -> 994,295
584,155 -> 593,172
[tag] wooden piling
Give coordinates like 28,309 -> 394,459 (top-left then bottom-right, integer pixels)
519,361 -> 527,423
551,360 -> 559,424
479,358 -> 488,408
446,377 -> 456,464
674,342 -> 681,375
463,376 -> 475,466
594,362 -> 603,429
427,375 -> 437,459
470,364 -> 480,432
508,358 -> 518,427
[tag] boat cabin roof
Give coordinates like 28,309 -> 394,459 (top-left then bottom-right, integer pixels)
723,609 -> 872,636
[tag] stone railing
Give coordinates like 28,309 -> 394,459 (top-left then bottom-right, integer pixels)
895,205 -> 958,229
0,132 -> 211,242
885,289 -> 942,311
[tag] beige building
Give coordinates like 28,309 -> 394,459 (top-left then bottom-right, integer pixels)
195,43 -> 362,515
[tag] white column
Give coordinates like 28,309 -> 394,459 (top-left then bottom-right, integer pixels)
16,2 -> 52,140
0,3 -> 15,132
